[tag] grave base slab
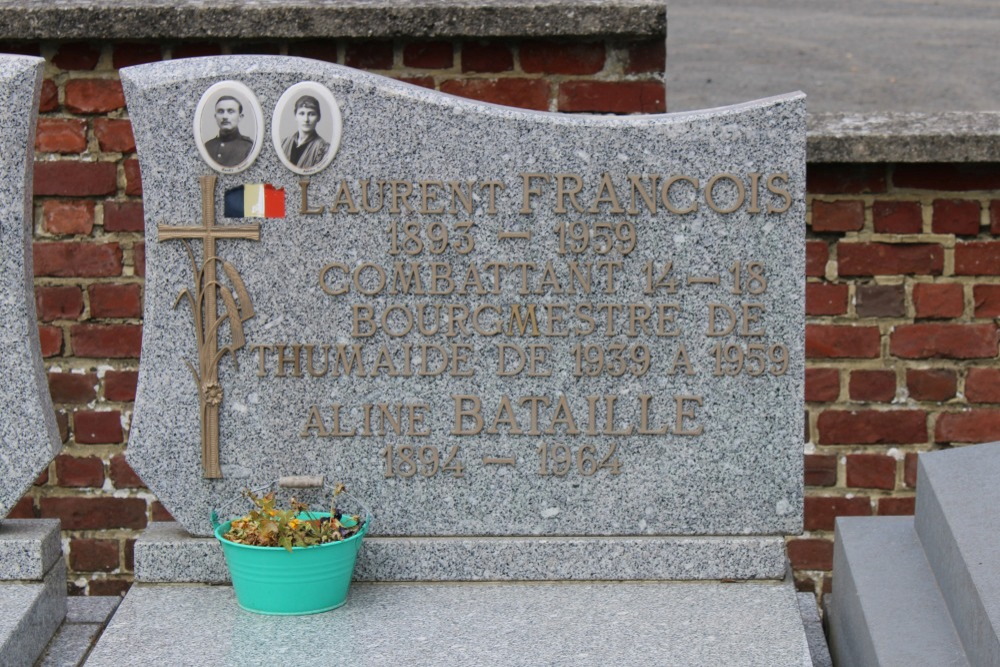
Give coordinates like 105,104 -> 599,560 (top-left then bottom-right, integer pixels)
87,580 -> 812,666
0,560 -> 66,667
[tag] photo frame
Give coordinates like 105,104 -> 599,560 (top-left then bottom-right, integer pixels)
271,81 -> 342,176
194,81 -> 264,174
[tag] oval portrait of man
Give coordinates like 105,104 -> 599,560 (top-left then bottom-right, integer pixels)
194,81 -> 264,174
271,81 -> 342,176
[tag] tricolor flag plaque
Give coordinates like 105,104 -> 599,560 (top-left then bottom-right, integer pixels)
224,183 -> 285,218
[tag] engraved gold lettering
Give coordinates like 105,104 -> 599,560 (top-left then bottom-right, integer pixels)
668,344 -> 695,376
656,303 -> 681,336
447,181 -> 475,215
587,173 -> 625,213
480,180 -> 504,214
707,303 -> 736,337
638,394 -> 669,434
359,178 -> 385,213
318,262 -> 349,296
486,395 -> 523,435
250,343 -> 268,377
330,179 -> 359,213
275,343 -> 303,378
300,405 -> 330,437
603,395 -> 633,436
596,260 -> 621,294
705,173 -> 746,214
419,180 -> 445,214
673,395 -> 704,436
627,174 -> 659,215
458,263 -> 487,295
766,173 -> 792,214
353,262 -> 387,296
520,396 -> 551,435
299,180 -> 324,215
662,175 -> 699,215
555,173 -> 585,214
546,395 -> 580,435
747,172 -> 762,213
566,261 -> 592,295
741,303 -> 765,337
452,395 -> 484,435
389,180 -> 414,213
520,173 -> 551,214
507,304 -> 540,336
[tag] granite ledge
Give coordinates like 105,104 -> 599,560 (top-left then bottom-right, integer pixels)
135,522 -> 788,583
0,0 -> 665,40
808,112 -> 1000,163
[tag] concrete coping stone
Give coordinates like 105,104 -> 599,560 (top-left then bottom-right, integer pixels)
808,112 -> 1000,163
0,0 -> 666,40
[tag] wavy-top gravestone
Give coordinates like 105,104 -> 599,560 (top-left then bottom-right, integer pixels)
122,56 -> 805,539
0,55 -> 61,519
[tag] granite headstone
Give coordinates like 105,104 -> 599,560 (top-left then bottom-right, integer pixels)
0,54 -> 67,667
90,55 -> 814,665
0,55 -> 61,517
122,57 -> 804,574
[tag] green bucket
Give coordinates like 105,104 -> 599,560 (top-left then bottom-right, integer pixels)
213,512 -> 369,615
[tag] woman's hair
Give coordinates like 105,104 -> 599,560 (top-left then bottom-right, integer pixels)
293,95 -> 321,120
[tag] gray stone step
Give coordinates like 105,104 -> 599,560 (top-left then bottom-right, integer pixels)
0,560 -> 66,667
915,442 -> 1000,666
37,596 -> 120,667
85,580 -> 812,666
828,516 -> 968,667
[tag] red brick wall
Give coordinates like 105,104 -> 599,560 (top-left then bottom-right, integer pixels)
8,38 -> 996,599
795,163 -> 1000,596
6,37 -> 665,595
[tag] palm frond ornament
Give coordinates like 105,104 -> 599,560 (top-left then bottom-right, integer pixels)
158,174 -> 260,478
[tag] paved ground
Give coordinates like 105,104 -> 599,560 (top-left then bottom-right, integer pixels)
666,0 -> 1000,112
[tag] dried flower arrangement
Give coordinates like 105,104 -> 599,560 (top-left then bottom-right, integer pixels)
222,482 -> 365,552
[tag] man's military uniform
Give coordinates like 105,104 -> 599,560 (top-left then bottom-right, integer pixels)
204,129 -> 253,167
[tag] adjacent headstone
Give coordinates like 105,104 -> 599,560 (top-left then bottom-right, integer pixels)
90,55 -> 812,664
0,54 -> 67,667
829,442 -> 1000,666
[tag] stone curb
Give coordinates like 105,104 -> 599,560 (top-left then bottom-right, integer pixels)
0,0 -> 666,40
808,112 -> 1000,163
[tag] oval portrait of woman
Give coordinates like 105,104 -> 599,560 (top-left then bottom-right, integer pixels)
271,81 -> 342,176
194,81 -> 264,174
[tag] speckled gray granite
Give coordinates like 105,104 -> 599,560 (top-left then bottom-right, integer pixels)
355,534 -> 789,581
0,519 -> 61,580
0,0 -> 664,39
808,112 -> 1000,163
38,622 -> 102,667
86,580 -> 811,666
38,597 -> 119,667
64,596 -> 120,625
0,55 -> 61,520
135,521 -> 787,582
0,561 -> 66,667
123,57 -> 805,555
133,522 -> 230,583
796,593 -> 831,667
